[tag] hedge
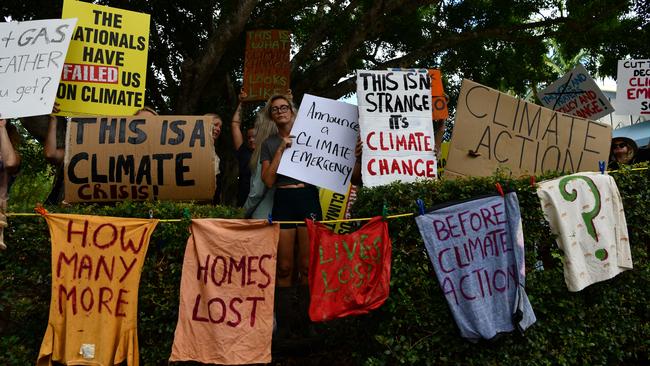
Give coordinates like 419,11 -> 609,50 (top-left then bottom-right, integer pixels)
1,166 -> 648,365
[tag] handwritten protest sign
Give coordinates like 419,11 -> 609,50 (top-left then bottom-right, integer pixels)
616,59 -> 650,116
56,0 -> 149,116
445,79 -> 611,179
170,219 -> 278,365
307,216 -> 391,322
278,94 -> 358,194
242,30 -> 290,102
0,19 -> 76,119
357,70 -> 437,187
64,115 -> 215,202
539,63 -> 613,120
38,214 -> 157,365
429,69 -> 448,120
415,193 -> 536,340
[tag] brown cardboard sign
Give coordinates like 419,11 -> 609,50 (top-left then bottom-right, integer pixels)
64,116 -> 216,202
242,30 -> 291,101
445,80 -> 611,178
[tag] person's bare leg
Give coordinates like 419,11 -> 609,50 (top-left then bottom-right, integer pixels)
276,228 -> 296,287
297,226 -> 311,285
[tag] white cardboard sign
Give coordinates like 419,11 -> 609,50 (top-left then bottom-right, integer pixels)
277,94 -> 359,194
616,59 -> 650,116
0,18 -> 77,118
356,70 -> 436,187
539,63 -> 614,120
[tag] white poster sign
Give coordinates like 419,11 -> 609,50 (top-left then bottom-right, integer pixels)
277,94 -> 359,194
0,18 -> 77,118
356,70 -> 436,187
539,63 -> 614,120
616,59 -> 650,116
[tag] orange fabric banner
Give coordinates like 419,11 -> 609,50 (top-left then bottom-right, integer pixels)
38,214 -> 158,366
170,219 -> 279,365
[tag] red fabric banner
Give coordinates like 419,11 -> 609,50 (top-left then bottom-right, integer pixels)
307,216 -> 391,322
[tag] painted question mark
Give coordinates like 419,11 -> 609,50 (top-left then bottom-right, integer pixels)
559,176 -> 601,242
40,76 -> 51,94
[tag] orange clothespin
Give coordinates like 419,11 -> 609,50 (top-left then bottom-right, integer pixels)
34,204 -> 48,216
495,182 -> 504,197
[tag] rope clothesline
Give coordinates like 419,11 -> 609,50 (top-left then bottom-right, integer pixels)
4,166 -> 647,222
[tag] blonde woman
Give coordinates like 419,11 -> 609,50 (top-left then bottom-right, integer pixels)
243,109 -> 278,219
260,94 -> 321,338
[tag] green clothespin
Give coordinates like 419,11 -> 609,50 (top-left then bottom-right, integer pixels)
382,201 -> 388,219
182,208 -> 191,220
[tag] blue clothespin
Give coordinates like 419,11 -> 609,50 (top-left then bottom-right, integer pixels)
599,160 -> 606,174
267,213 -> 273,225
416,199 -> 425,216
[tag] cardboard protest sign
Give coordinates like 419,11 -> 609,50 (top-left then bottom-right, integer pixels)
538,63 -> 614,120
415,193 -> 536,340
0,18 -> 76,119
278,94 -> 358,194
445,79 -> 611,179
56,0 -> 149,116
357,70 -> 437,187
38,214 -> 157,365
64,115 -> 216,202
429,69 -> 449,120
170,219 -> 279,365
307,216 -> 391,322
242,30 -> 290,102
319,185 -> 356,234
616,59 -> 650,116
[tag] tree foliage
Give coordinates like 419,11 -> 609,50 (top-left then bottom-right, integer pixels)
2,0 -> 647,117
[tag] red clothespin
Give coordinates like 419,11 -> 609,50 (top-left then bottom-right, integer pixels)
495,182 -> 504,197
34,204 -> 48,216
530,175 -> 536,188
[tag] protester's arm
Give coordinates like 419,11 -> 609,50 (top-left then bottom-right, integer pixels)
433,120 -> 445,159
351,136 -> 363,186
231,90 -> 247,150
0,118 -> 20,174
262,136 -> 292,188
45,104 -> 64,164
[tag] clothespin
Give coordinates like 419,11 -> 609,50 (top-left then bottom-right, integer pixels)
416,199 -> 425,216
34,204 -> 48,216
599,160 -> 606,174
382,201 -> 388,220
182,208 -> 191,220
267,213 -> 273,225
495,182 -> 505,197
530,175 -> 536,188
148,209 -> 154,219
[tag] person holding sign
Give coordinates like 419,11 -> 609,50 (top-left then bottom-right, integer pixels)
244,111 -> 278,219
0,116 -> 21,249
260,94 -> 322,338
231,90 -> 255,207
205,113 -> 223,204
